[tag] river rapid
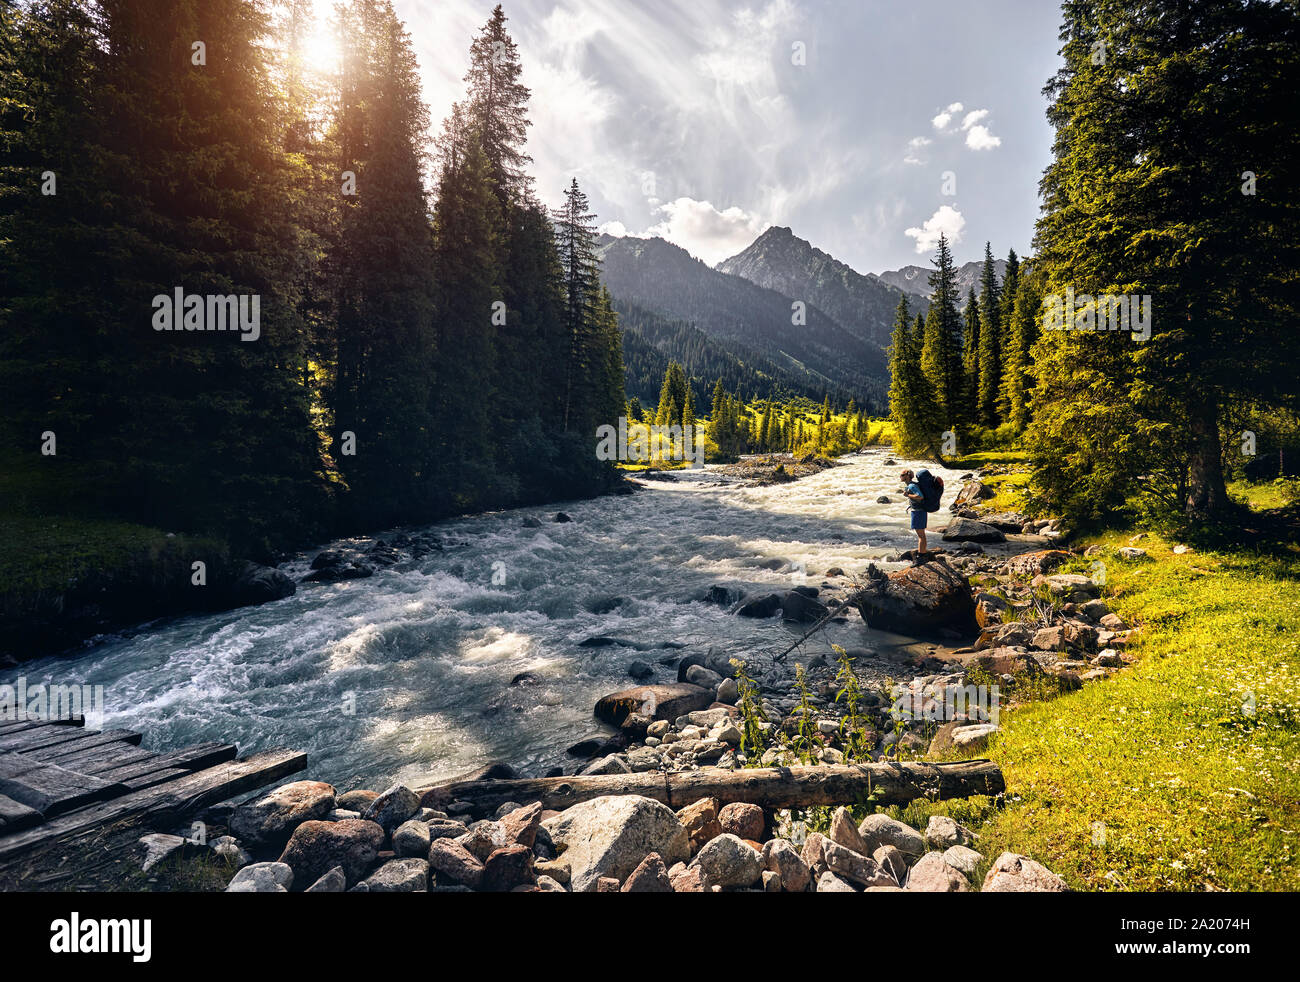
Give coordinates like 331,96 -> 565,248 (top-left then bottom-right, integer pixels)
3,450 -> 970,792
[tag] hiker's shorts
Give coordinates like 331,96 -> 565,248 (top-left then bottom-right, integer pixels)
910,509 -> 928,530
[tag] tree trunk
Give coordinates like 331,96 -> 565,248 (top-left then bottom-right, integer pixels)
1186,398 -> 1229,519
418,760 -> 1005,815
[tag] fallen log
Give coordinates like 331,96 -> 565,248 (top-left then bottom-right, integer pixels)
419,759 -> 1004,814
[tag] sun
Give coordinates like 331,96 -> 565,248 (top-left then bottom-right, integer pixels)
296,5 -> 342,76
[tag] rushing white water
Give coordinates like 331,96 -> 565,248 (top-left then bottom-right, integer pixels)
2,450 -> 969,792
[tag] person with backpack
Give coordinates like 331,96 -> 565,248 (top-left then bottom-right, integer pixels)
899,468 -> 944,559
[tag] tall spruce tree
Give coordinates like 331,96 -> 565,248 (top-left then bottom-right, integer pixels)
887,296 -> 943,457
975,242 -> 1002,428
920,234 -> 965,436
1030,0 -> 1300,521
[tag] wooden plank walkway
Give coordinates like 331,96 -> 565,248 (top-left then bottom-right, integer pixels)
0,718 -> 306,888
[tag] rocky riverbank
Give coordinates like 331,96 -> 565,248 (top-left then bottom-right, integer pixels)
125,470 -> 1130,894
136,774 -> 1064,893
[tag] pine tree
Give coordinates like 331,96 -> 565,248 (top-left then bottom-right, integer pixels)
962,288 -> 981,414
1030,0 -> 1300,521
887,296 -> 943,457
975,242 -> 1002,427
996,248 -> 1021,418
1003,264 -> 1042,432
463,4 -> 532,205
920,235 -> 964,435
329,0 -> 442,522
554,178 -> 601,433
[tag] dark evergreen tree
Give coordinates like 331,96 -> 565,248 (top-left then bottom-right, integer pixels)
975,241 -> 1002,428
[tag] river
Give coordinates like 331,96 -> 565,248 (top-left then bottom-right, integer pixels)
2,450 -> 969,792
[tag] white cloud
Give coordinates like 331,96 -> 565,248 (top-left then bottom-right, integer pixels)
903,135 -> 931,165
643,197 -> 768,265
599,221 -> 628,237
960,109 -> 989,130
904,204 -> 966,254
965,124 -> 1002,150
931,101 -> 964,130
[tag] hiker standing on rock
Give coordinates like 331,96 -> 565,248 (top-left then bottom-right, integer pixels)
900,469 -> 928,557
900,468 -> 946,561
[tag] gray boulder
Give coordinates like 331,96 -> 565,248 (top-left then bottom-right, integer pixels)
230,781 -> 336,846
226,862 -> 294,893
543,795 -> 690,893
694,833 -> 763,889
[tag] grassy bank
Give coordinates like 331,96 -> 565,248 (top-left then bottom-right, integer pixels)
898,474 -> 1300,890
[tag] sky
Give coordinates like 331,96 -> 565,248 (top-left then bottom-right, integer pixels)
384,0 -> 1065,273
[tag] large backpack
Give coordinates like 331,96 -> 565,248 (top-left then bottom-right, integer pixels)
915,469 -> 945,513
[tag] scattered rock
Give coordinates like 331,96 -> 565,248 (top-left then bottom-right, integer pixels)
942,518 -> 1007,544
594,684 -> 714,726
277,818 -> 385,889
303,866 -> 347,892
943,845 -> 984,876
226,862 -> 294,893
858,814 -> 925,858
736,594 -> 782,618
543,795 -> 690,893
427,838 -> 485,889
694,833 -> 762,888
823,841 -> 896,888
981,852 -> 1069,892
816,870 -> 857,892
392,820 -> 432,858
138,833 -> 187,874
362,784 -> 421,835
621,852 -> 673,892
762,838 -> 812,893
230,781 -> 336,846
717,802 -> 765,841
906,851 -> 969,892
363,858 -> 429,892
677,797 -> 723,853
481,845 -> 535,892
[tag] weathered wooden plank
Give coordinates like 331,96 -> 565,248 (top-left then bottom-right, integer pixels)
0,716 -> 83,732
0,726 -> 140,756
0,720 -> 55,737
117,767 -> 192,794
91,742 -> 237,784
0,749 -> 307,873
46,743 -> 156,775
419,760 -> 1007,814
0,753 -> 126,817
27,729 -> 143,760
0,793 -> 44,834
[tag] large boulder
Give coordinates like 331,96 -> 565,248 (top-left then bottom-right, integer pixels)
277,818 -> 385,889
361,858 -> 429,893
230,781 -> 336,846
779,590 -> 829,624
951,479 -> 995,511
906,851 -> 970,892
981,852 -> 1069,892
543,795 -> 690,893
1004,550 -> 1072,578
362,784 -> 420,834
858,814 -> 926,858
594,684 -> 713,726
230,562 -> 296,607
694,833 -> 763,888
941,518 -> 1007,544
853,561 -> 977,636
762,838 -> 812,893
